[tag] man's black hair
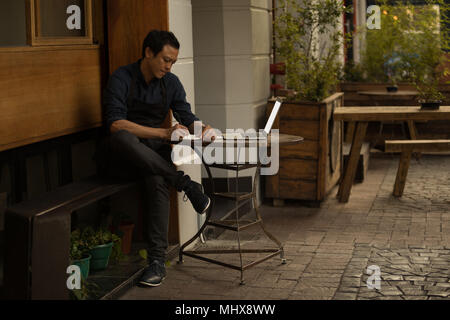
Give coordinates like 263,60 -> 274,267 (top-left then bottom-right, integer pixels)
142,30 -> 180,58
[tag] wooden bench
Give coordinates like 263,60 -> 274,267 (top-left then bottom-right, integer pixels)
385,140 -> 450,197
4,176 -> 136,299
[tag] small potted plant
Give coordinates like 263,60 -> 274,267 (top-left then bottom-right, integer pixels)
416,82 -> 444,110
70,229 -> 91,280
82,227 -> 121,271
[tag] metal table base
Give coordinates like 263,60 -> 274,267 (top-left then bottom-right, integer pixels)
178,161 -> 285,285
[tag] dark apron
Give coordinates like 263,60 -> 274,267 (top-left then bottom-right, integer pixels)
126,71 -> 168,129
126,70 -> 169,151
95,70 -> 171,178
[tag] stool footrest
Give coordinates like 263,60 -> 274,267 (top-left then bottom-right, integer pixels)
208,219 -> 262,231
213,192 -> 254,201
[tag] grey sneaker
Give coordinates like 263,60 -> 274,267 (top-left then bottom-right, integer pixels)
139,260 -> 166,287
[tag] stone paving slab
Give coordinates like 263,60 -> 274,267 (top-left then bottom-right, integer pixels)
119,154 -> 450,300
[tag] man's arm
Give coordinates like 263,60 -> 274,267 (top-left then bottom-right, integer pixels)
110,120 -> 166,139
111,119 -> 188,141
169,74 -> 216,140
169,74 -> 200,129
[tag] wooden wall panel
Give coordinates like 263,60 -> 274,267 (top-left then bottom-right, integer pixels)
0,46 -> 102,152
107,0 -> 169,74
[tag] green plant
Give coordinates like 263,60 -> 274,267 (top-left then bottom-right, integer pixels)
70,278 -> 100,300
416,82 -> 445,101
343,60 -> 365,82
352,0 -> 450,94
81,226 -> 123,262
357,0 -> 412,83
406,0 -> 450,101
275,0 -> 348,102
70,229 -> 90,261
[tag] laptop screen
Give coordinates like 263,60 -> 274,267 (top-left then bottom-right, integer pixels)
264,100 -> 282,134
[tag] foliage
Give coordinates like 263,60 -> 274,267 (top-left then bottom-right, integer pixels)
70,278 -> 100,301
349,0 -> 450,100
70,229 -> 90,261
404,0 -> 450,100
81,226 -> 119,247
139,249 -> 148,261
110,236 -> 124,263
275,0 -> 348,102
343,60 -> 365,82
69,227 -> 121,300
75,226 -> 123,262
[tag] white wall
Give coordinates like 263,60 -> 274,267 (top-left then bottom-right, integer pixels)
193,0 -> 271,131
169,0 -> 203,247
192,0 -> 272,202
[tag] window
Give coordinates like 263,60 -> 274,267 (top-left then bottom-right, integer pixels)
0,0 -> 27,46
27,0 -> 93,45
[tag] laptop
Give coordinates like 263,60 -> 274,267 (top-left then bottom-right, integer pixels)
178,99 -> 282,141
220,99 -> 283,140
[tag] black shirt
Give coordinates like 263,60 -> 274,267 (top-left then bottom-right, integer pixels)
103,59 -> 199,130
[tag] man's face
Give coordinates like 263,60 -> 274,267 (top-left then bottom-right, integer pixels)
145,44 -> 179,79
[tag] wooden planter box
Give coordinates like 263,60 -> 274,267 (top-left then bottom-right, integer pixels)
265,92 -> 344,203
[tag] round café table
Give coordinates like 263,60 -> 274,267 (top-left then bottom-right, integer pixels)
173,133 -> 303,284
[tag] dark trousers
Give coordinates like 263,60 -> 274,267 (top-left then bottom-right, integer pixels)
96,130 -> 182,262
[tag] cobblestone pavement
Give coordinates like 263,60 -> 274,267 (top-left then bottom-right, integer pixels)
119,154 -> 450,300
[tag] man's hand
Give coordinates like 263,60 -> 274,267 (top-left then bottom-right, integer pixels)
167,123 -> 189,141
202,124 -> 217,143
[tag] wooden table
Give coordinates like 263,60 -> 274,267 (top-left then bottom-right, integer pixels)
334,106 -> 450,203
350,91 -> 420,142
358,90 -> 419,98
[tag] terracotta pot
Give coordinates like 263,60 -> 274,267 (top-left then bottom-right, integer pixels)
118,223 -> 135,255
